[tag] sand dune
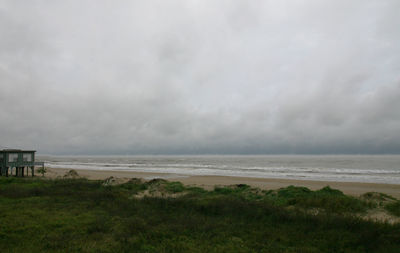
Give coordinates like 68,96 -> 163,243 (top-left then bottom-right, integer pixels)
43,167 -> 400,199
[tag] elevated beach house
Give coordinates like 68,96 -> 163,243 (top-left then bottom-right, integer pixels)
0,149 -> 44,177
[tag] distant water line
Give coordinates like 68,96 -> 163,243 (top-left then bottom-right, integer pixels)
38,155 -> 400,184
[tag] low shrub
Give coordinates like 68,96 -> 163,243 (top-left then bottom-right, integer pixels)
118,180 -> 148,193
165,181 -> 185,193
266,185 -> 371,213
385,201 -> 400,217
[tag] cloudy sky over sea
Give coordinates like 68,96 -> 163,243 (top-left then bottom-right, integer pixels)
1,1 -> 399,155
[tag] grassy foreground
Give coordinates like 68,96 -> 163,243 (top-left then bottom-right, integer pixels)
0,176 -> 399,253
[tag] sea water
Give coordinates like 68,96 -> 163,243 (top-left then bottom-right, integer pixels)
38,155 -> 400,184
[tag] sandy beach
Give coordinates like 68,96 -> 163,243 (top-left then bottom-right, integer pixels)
44,167 -> 400,199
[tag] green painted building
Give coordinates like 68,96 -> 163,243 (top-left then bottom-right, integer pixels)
0,149 -> 44,177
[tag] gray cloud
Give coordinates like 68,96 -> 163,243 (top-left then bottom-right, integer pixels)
1,0 -> 399,154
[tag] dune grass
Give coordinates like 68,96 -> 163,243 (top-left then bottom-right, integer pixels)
0,177 -> 399,252
385,201 -> 400,217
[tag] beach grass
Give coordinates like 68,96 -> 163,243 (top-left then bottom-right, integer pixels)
386,201 -> 400,217
0,177 -> 399,252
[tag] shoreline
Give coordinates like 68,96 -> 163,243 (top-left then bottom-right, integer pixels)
43,167 -> 400,199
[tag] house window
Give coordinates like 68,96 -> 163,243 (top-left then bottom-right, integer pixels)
8,153 -> 18,162
0,154 -> 3,162
23,154 -> 32,162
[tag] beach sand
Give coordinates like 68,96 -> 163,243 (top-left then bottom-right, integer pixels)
43,167 -> 400,199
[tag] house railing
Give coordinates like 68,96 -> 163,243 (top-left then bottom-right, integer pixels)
4,161 -> 44,167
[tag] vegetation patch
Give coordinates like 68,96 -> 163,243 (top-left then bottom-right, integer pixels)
385,201 -> 400,217
165,181 -> 185,193
264,185 -> 373,213
63,169 -> 80,179
0,177 -> 399,252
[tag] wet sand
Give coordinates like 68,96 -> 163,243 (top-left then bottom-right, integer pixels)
44,167 -> 400,199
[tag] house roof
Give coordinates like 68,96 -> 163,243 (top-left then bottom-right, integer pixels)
0,149 -> 36,153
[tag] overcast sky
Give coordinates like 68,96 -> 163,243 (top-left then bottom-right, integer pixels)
1,0 -> 400,155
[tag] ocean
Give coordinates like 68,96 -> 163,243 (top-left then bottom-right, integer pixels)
38,155 -> 400,184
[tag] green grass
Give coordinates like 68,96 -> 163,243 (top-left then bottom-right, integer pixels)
164,181 -> 185,193
385,201 -> 400,217
0,177 -> 399,252
263,185 -> 374,213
